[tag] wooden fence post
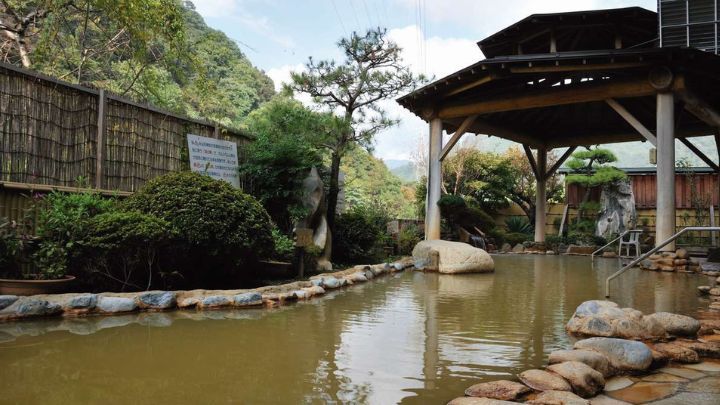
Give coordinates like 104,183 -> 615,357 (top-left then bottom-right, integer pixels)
95,89 -> 106,189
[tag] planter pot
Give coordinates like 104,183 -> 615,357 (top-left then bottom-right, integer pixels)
0,275 -> 76,296
258,260 -> 293,279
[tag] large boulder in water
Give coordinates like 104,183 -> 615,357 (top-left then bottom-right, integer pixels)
413,240 -> 494,274
565,300 -> 666,340
574,337 -> 653,373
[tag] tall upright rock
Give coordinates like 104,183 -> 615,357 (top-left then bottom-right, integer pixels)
596,179 -> 637,238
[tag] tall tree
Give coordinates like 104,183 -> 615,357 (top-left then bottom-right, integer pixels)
504,146 -> 564,224
240,96 -> 333,231
288,27 -> 424,232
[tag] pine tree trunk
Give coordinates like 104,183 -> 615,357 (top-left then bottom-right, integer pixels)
326,151 -> 342,235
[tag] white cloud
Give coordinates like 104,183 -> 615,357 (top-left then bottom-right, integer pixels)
192,0 -> 239,18
373,26 -> 480,160
266,63 -> 304,92
387,25 -> 481,78
192,0 -> 295,48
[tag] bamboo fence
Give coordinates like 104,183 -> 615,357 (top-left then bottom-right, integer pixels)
0,62 -> 252,194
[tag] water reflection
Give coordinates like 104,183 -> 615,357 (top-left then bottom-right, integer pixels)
0,256 -> 710,404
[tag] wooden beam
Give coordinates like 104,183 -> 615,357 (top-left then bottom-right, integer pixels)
0,181 -> 133,197
470,119 -> 544,148
605,98 -> 657,146
545,125 -> 710,149
680,91 -> 720,128
523,144 -> 539,180
509,62 -> 649,74
546,146 -> 577,178
443,76 -> 494,98
95,89 -> 106,189
678,137 -> 720,172
438,76 -> 684,119
440,115 -> 478,161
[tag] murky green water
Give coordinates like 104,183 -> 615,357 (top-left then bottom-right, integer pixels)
0,255 -> 711,404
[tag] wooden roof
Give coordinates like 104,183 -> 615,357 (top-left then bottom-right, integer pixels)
396,47 -> 720,149
478,7 -> 658,58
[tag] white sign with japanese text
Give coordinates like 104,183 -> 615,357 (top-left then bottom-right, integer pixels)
187,134 -> 240,188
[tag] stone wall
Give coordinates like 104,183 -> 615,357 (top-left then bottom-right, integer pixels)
0,259 -> 415,323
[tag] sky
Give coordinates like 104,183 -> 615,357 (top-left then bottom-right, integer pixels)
191,0 -> 661,162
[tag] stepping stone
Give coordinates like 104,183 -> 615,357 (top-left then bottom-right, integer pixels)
606,382 -> 679,404
464,380 -> 531,400
446,398 -> 517,405
547,361 -> 605,398
684,376 -> 720,394
589,395 -> 631,405
647,391 -> 720,405
683,361 -> 720,372
658,366 -> 706,380
549,349 -> 612,377
527,390 -> 589,405
640,373 -> 689,383
519,369 -> 572,392
604,377 -> 634,392
652,343 -> 700,364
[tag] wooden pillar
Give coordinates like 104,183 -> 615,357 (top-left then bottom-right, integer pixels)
95,89 -> 106,189
535,147 -> 547,243
425,118 -> 443,240
656,92 -> 676,250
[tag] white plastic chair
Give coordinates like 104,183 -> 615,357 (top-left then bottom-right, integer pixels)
618,230 -> 641,257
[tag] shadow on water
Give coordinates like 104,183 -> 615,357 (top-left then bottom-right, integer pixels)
0,256 -> 711,404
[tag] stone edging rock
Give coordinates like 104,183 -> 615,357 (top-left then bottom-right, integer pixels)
446,301 -> 720,404
0,258 -> 415,323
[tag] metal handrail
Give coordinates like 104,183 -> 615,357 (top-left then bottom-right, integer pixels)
605,226 -> 720,297
591,229 -> 643,260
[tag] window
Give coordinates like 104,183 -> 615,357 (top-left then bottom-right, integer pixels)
659,0 -> 719,53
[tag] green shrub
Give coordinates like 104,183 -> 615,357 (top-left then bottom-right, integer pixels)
486,227 -> 506,247
271,229 -> 295,261
505,216 -> 532,234
34,191 -> 116,279
74,211 -> 176,291
463,206 -> 497,231
398,224 -> 421,255
334,205 -> 390,263
505,232 -> 531,247
125,172 -> 274,285
438,195 -> 496,232
0,218 -> 23,278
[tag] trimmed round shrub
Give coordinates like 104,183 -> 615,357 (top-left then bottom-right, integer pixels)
437,194 -> 496,232
505,232 -> 532,247
125,172 -> 274,284
74,211 -> 175,292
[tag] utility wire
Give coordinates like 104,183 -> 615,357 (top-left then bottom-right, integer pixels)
348,1 -> 363,32
329,0 -> 349,37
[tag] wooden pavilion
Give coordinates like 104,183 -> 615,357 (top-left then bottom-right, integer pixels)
396,6 -> 720,250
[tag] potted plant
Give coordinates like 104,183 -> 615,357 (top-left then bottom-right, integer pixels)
0,215 -> 76,296
257,229 -> 295,279
1,191 -> 114,295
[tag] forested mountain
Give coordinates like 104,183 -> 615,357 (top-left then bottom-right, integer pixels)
341,148 -> 416,219
0,1 -> 274,129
